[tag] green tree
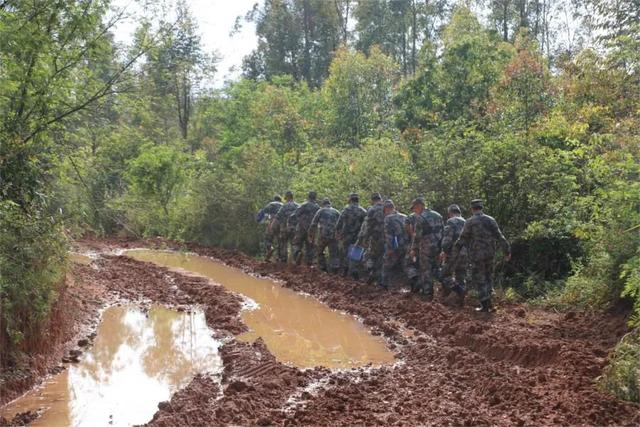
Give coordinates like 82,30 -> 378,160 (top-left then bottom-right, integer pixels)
322,46 -> 399,147
244,0 -> 342,87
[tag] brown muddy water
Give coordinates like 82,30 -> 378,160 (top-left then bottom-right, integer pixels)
0,305 -> 221,426
126,249 -> 395,369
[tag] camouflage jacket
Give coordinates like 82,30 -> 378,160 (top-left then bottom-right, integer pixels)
274,201 -> 300,233
263,201 -> 283,217
310,207 -> 341,240
336,203 -> 367,241
384,212 -> 410,251
293,200 -> 320,233
357,203 -> 385,244
454,213 -> 510,261
412,208 -> 444,255
442,216 -> 465,255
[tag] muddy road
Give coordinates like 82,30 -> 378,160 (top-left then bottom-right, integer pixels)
2,237 -> 639,426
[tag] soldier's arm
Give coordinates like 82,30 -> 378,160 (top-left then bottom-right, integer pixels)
309,210 -> 321,235
441,221 -> 454,253
356,215 -> 370,245
383,217 -> 393,252
335,210 -> 346,238
491,219 -> 511,255
410,217 -> 422,253
453,221 -> 471,252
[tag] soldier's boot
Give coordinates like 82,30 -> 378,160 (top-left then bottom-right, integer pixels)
422,281 -> 434,301
476,300 -> 493,313
455,290 -> 466,307
409,277 -> 420,293
441,282 -> 452,298
265,247 -> 274,262
366,273 -> 376,285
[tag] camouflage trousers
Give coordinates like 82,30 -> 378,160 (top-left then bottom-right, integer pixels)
469,256 -> 494,302
316,237 -> 339,273
418,243 -> 440,296
339,234 -> 361,278
364,240 -> 385,284
277,230 -> 294,263
441,249 -> 467,295
381,248 -> 412,289
292,229 -> 315,265
264,225 -> 278,256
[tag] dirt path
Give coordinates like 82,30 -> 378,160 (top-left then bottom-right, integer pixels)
3,237 -> 639,426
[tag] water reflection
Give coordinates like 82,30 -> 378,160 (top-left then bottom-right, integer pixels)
0,305 -> 222,426
127,249 -> 394,369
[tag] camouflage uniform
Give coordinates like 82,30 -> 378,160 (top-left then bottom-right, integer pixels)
357,202 -> 385,284
453,212 -> 510,304
382,211 -> 410,289
412,208 -> 444,297
404,213 -> 420,287
336,202 -> 367,277
441,216 -> 468,295
274,201 -> 299,263
310,205 -> 341,273
260,201 -> 283,254
292,200 -> 320,265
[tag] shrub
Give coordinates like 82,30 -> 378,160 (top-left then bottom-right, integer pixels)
598,329 -> 640,403
0,202 -> 67,364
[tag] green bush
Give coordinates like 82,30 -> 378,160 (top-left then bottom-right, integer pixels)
599,329 -> 640,403
0,202 -> 67,362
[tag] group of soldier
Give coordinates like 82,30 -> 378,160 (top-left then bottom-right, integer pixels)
257,190 -> 511,312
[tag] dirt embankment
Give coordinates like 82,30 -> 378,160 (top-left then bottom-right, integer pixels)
3,236 -> 640,426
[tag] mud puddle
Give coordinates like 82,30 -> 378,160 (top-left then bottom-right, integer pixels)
0,305 -> 222,426
126,249 -> 394,369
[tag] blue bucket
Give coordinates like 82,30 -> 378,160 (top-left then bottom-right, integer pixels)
348,245 -> 365,262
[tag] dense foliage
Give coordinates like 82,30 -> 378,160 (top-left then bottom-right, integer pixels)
0,0 -> 638,400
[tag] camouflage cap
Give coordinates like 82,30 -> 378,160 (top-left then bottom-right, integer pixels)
308,191 -> 317,200
448,204 -> 461,213
349,192 -> 359,200
285,190 -> 294,199
383,199 -> 395,210
274,195 -> 283,202
410,197 -> 425,209
371,192 -> 382,201
470,199 -> 484,209
321,198 -> 331,206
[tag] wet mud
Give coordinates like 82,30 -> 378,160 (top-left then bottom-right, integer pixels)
2,236 -> 639,426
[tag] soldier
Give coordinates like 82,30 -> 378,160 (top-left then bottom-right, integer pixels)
309,198 -> 341,273
453,199 -> 511,312
356,193 -> 385,285
257,195 -> 283,262
404,202 -> 421,293
273,191 -> 299,263
439,204 -> 468,305
381,200 -> 410,290
410,198 -> 444,301
336,193 -> 367,279
292,191 -> 320,265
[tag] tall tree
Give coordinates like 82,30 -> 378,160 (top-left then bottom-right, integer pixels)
145,1 -> 216,141
354,0 -> 448,76
243,0 -> 342,87
322,46 -> 399,147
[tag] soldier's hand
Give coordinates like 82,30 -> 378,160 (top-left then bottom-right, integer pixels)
409,249 -> 416,260
506,252 -> 512,262
439,252 -> 447,263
